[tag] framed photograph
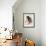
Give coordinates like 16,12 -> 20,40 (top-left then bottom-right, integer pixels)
23,13 -> 35,28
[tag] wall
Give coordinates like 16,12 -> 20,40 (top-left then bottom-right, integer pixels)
0,0 -> 16,30
13,0 -> 41,46
41,0 -> 46,46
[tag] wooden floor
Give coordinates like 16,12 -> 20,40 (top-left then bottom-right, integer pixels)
0,39 -> 16,46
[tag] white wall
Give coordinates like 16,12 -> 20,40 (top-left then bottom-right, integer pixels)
13,0 -> 41,46
41,0 -> 46,46
0,0 -> 16,30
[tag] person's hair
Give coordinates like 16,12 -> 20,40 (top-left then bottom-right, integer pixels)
26,16 -> 32,23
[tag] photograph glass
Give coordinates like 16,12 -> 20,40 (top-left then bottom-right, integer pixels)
23,13 -> 35,28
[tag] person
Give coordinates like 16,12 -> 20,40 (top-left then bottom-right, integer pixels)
25,16 -> 32,25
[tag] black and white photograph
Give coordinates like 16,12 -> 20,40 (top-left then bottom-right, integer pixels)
23,13 -> 35,28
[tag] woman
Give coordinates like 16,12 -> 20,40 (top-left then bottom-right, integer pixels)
25,16 -> 32,25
